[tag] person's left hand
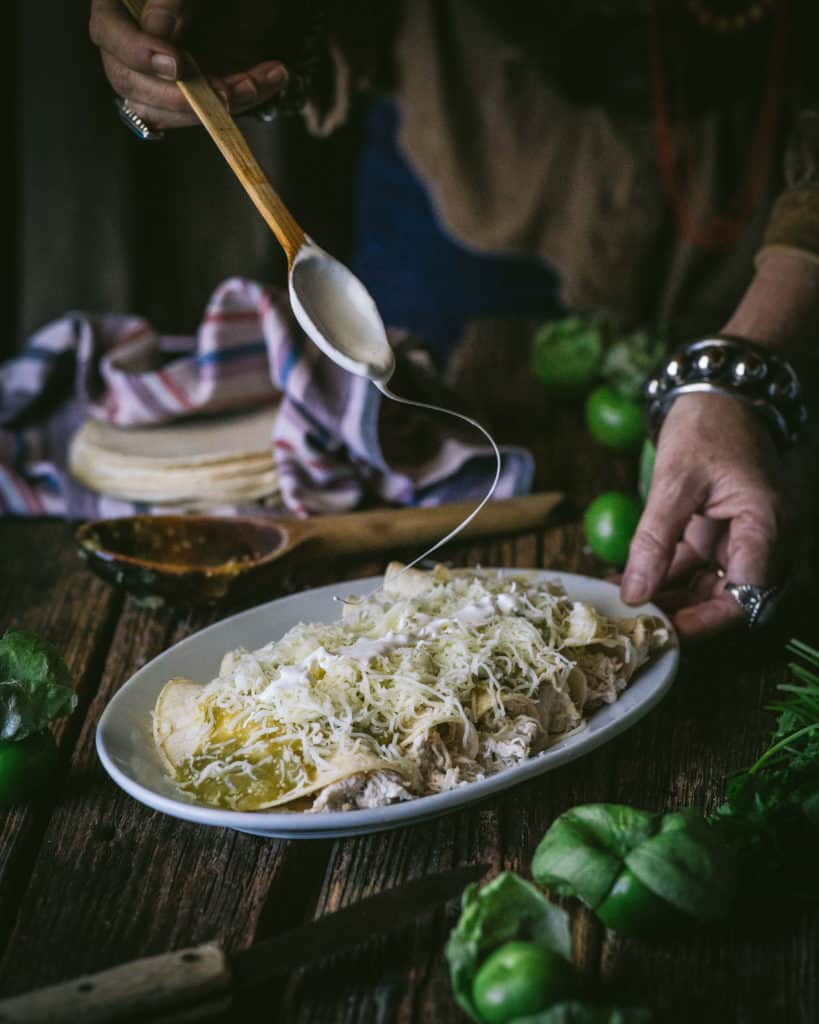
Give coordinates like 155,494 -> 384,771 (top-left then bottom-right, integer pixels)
620,390 -> 789,639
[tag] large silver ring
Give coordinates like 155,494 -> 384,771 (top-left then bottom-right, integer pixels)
723,581 -> 782,628
115,97 -> 165,142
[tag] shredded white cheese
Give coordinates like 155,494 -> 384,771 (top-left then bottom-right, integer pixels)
156,566 -> 669,811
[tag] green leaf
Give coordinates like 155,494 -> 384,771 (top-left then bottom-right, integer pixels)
710,637 -> 819,903
511,1002 -> 653,1023
532,805 -> 660,909
625,811 -> 736,922
0,631 -> 76,741
0,630 -> 72,691
445,872 -> 571,1022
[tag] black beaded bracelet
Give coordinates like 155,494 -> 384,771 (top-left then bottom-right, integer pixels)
645,337 -> 808,447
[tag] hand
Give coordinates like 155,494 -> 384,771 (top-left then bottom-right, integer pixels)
89,0 -> 289,129
620,392 -> 788,640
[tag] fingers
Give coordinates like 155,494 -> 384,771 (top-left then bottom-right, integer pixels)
220,61 -> 289,115
663,540 -> 708,586
90,0 -> 185,81
719,497 -> 784,586
662,516 -> 725,585
650,587 -> 699,614
621,472 -> 703,606
121,94 -> 206,129
91,0 -> 290,129
670,498 -> 783,640
672,594 -> 745,640
621,392 -> 789,639
92,0 -> 205,129
140,0 -> 189,41
682,515 -> 721,562
102,53 -> 195,119
122,60 -> 288,129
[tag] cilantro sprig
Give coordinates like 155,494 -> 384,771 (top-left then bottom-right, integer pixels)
713,638 -> 819,899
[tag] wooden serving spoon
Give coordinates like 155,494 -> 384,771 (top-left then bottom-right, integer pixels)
75,493 -> 564,606
122,0 -> 395,384
110,5 -> 560,608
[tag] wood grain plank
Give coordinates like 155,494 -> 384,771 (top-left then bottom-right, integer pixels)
0,545 -> 429,1006
278,528 -> 819,1023
279,809 -> 501,1023
2,516 -> 816,1021
590,611 -> 819,1023
3,315 -> 814,1023
277,534 -> 574,1022
0,521 -> 122,959
0,593 -> 304,1001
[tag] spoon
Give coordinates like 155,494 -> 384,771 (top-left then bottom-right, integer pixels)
122,0 -> 395,384
75,493 -> 565,606
118,1 -> 520,581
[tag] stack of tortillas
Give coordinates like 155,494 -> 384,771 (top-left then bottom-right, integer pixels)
68,404 -> 280,506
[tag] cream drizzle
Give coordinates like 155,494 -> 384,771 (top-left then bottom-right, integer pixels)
259,586 -> 544,702
336,380 -> 502,606
375,380 -> 501,574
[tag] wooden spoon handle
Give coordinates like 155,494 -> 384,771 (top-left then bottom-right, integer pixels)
121,0 -> 305,265
297,492 -> 565,557
0,943 -> 231,1023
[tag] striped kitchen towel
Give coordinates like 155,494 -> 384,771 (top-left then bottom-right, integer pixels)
0,277 -> 533,518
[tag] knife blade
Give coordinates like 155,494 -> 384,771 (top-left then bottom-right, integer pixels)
0,862 -> 488,1024
233,860 -> 487,989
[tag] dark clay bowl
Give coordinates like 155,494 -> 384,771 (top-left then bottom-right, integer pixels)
75,515 -> 291,607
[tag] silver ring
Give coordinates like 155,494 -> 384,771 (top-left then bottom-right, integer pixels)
723,581 -> 782,629
115,97 -> 165,142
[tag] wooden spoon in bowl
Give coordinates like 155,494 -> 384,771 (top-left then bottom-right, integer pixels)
75,492 -> 564,606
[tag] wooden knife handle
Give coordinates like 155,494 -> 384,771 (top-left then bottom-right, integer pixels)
298,492 -> 565,557
0,943 -> 231,1024
120,0 -> 305,264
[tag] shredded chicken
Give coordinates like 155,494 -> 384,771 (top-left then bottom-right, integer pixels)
311,770 -> 413,812
478,715 -> 544,773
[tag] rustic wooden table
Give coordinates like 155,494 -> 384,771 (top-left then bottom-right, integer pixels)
0,336 -> 817,1023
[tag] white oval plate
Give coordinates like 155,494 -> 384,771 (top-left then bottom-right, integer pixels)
96,571 -> 679,839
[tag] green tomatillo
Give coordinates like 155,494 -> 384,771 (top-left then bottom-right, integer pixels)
0,629 -> 75,805
585,387 -> 645,451
583,493 -> 642,566
0,730 -> 58,806
472,940 -> 575,1024
445,872 -> 572,1022
532,318 -> 605,397
532,805 -> 736,940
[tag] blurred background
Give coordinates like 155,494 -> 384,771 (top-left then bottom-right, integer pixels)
9,1 -> 363,360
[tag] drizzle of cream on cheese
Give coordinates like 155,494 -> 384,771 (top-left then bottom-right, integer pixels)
338,633 -> 412,660
258,591 -> 546,703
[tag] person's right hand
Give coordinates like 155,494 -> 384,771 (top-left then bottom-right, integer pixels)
89,0 -> 289,129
